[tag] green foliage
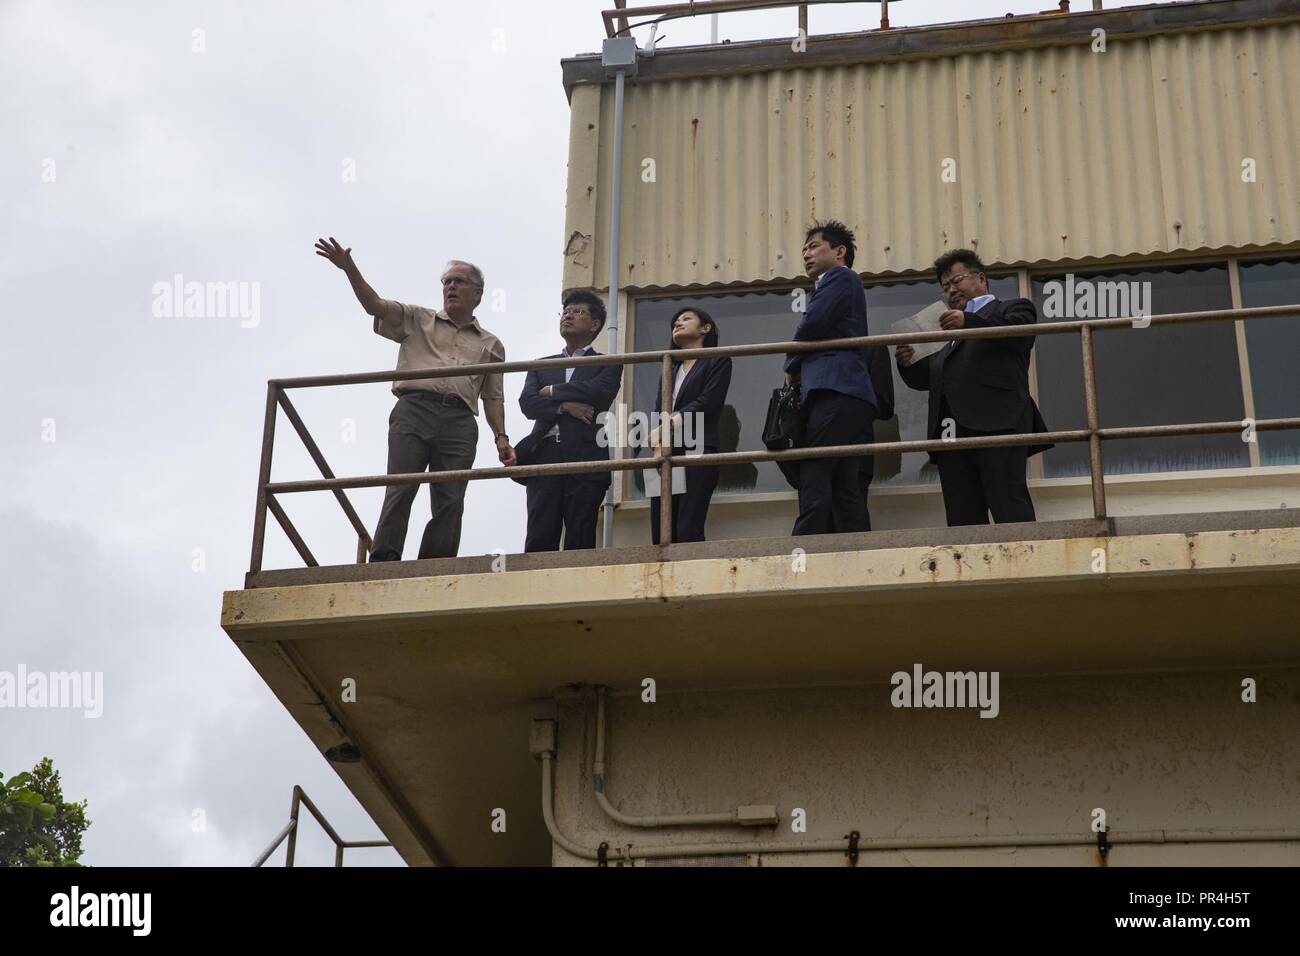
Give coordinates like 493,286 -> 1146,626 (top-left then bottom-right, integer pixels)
0,758 -> 90,866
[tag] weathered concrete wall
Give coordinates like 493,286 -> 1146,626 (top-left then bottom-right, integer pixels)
550,671 -> 1300,866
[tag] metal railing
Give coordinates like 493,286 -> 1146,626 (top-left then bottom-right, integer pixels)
603,1 -> 902,38
599,0 -> 1106,40
252,786 -> 393,867
248,304 -> 1300,574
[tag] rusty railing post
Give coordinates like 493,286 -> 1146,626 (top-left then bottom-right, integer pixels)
659,353 -> 674,545
285,785 -> 303,867
249,382 -> 279,574
1079,325 -> 1107,519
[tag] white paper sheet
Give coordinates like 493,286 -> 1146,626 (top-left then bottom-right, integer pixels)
891,300 -> 949,364
643,459 -> 687,498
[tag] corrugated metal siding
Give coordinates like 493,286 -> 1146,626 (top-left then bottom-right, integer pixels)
562,22 -> 1300,291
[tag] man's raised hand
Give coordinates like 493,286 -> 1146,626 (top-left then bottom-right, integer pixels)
315,236 -> 355,271
316,237 -> 383,315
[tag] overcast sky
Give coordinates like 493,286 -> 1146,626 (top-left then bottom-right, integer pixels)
1,0 -> 1151,866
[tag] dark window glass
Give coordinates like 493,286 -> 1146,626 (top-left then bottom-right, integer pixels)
1031,264 -> 1246,477
630,290 -> 796,498
628,275 -> 1017,498
1239,258 -> 1300,466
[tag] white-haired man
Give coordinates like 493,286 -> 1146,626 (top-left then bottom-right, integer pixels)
316,237 -> 515,560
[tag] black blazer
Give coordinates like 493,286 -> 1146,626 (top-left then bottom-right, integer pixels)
897,297 -> 1051,451
653,354 -> 733,454
516,349 -> 622,483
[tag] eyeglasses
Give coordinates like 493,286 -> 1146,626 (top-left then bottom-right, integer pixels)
939,271 -> 980,292
442,276 -> 482,289
560,308 -> 591,319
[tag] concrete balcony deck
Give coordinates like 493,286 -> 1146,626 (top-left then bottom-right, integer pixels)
220,508 -> 1300,865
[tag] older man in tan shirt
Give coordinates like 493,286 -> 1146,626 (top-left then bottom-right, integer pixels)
316,237 -> 514,560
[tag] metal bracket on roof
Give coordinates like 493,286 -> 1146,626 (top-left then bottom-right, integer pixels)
645,23 -> 664,56
845,829 -> 861,866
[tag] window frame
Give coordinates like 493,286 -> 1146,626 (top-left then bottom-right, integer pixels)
616,250 -> 1300,507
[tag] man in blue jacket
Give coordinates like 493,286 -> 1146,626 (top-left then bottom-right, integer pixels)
784,220 -> 878,535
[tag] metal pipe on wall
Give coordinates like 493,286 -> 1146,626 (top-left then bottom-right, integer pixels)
538,740 -> 1300,865
601,66 -> 627,549
592,687 -> 768,827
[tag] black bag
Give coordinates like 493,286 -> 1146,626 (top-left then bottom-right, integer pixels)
762,384 -> 803,451
509,432 -> 540,486
863,345 -> 895,421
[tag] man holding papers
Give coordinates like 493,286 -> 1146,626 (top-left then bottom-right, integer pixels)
895,249 -> 1052,526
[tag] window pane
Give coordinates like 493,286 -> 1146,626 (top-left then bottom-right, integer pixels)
1031,264 -> 1246,477
630,276 -> 1019,498
1239,258 -> 1300,466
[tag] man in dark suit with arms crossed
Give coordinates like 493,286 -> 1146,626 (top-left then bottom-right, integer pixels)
516,291 -> 622,551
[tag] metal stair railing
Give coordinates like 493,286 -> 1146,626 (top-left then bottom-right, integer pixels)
252,785 -> 393,867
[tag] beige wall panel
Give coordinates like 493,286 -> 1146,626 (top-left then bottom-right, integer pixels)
563,24 -> 1300,291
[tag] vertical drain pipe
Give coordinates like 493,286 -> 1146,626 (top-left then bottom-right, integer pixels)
600,38 -> 637,548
